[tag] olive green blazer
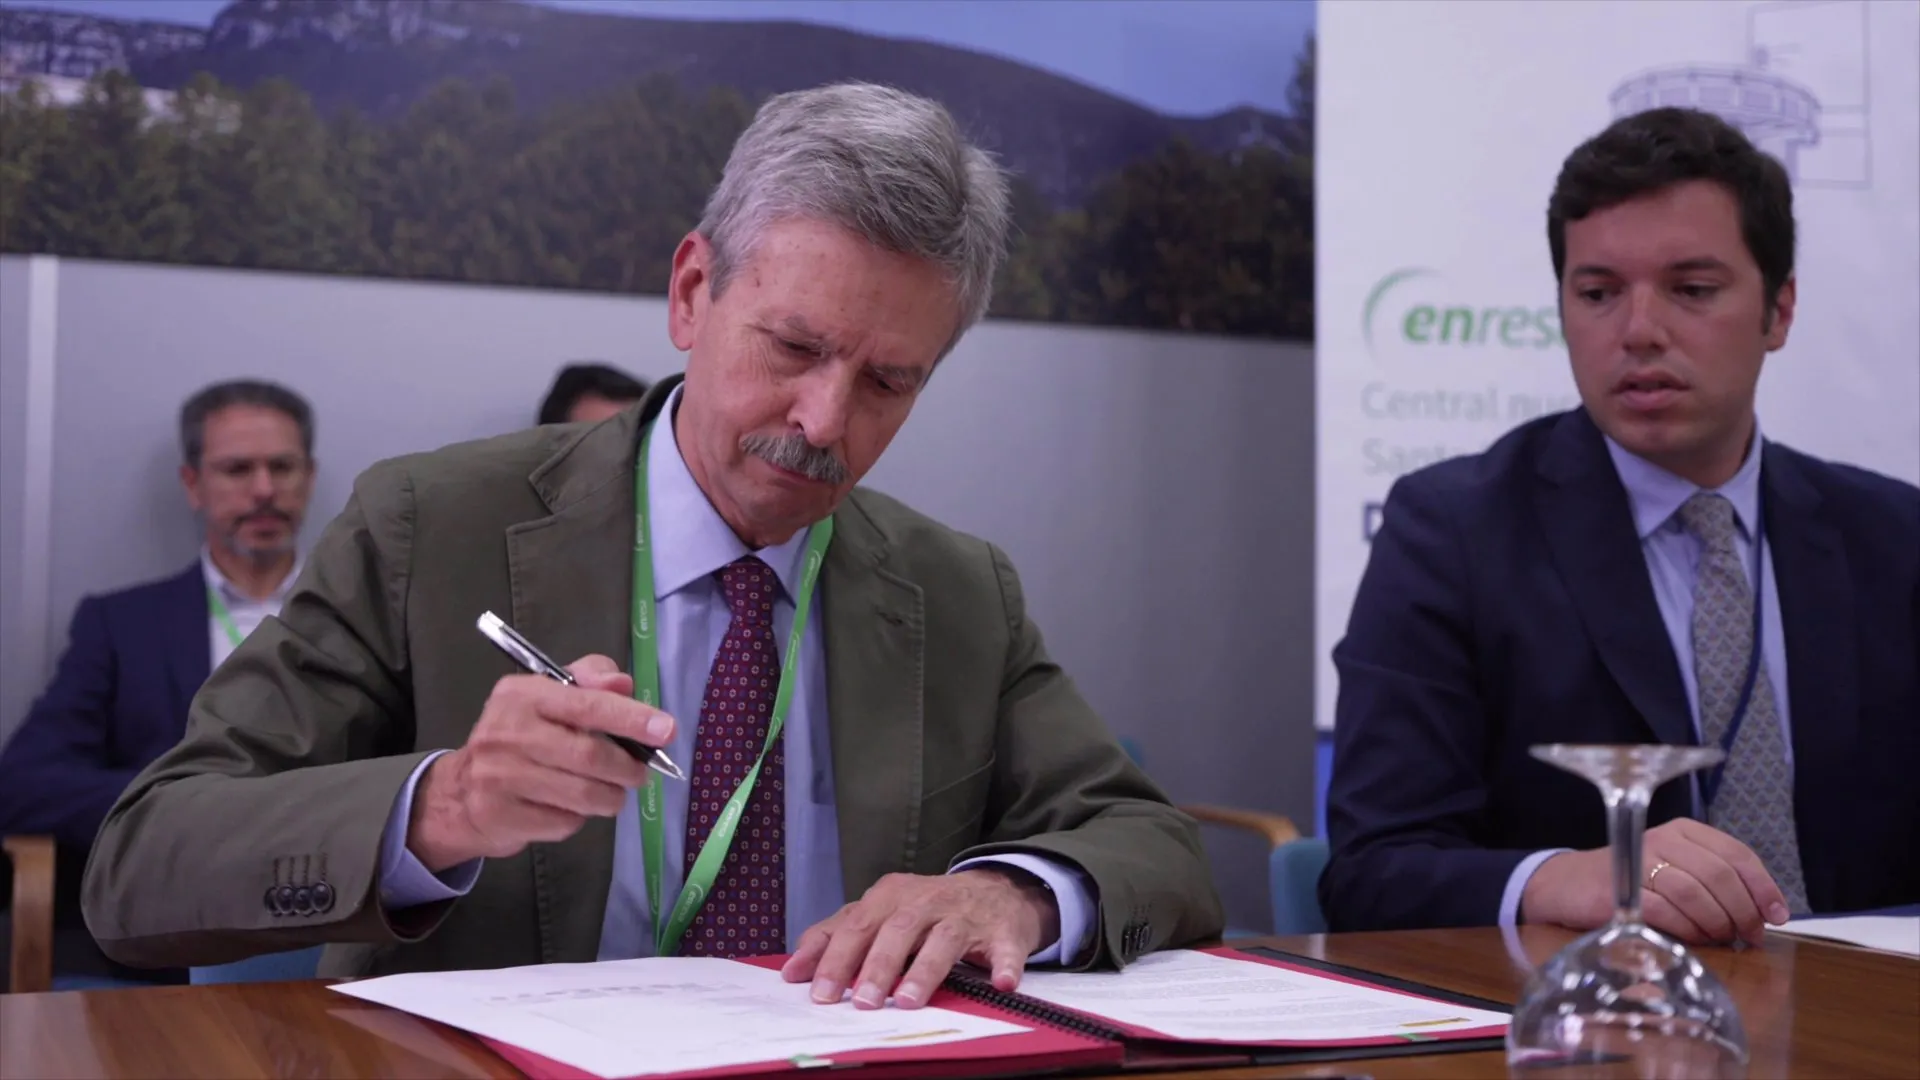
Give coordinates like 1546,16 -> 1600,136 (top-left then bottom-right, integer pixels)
82,376 -> 1224,977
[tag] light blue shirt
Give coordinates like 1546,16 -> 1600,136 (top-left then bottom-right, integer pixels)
1500,423 -> 1793,926
375,386 -> 1094,963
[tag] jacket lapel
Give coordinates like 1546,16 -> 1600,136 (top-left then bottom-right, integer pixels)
1760,444 -> 1856,882
821,494 -> 927,898
164,562 -> 211,720
506,381 -> 675,963
1535,411 -> 1695,747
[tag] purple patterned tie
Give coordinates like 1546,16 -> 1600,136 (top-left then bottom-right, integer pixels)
681,556 -> 786,957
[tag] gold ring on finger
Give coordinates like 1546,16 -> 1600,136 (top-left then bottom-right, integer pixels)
1647,860 -> 1673,891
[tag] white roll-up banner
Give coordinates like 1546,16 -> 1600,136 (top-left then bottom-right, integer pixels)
1315,0 -> 1920,730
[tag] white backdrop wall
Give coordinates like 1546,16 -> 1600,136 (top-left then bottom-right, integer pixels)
1314,0 -> 1920,731
0,254 -> 1315,934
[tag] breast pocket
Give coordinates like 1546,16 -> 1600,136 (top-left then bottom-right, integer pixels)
914,756 -> 995,871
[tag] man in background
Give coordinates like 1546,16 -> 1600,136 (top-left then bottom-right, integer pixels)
537,362 -> 650,425
1322,107 -> 1920,942
0,378 -> 317,988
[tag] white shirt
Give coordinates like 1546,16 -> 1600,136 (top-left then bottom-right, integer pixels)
199,547 -> 300,668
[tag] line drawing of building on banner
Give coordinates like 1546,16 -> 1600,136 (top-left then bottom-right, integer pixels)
1608,0 -> 1871,189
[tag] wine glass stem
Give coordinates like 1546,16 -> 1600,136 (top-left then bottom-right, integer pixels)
1609,791 -> 1652,924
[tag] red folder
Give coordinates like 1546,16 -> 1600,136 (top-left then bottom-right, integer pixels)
475,947 -> 1508,1079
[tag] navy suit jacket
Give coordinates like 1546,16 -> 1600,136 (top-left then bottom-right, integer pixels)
0,563 -> 210,848
0,562 -> 206,983
1321,409 -> 1920,931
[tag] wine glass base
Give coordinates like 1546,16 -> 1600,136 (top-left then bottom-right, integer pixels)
1509,1021 -> 1748,1078
1508,923 -> 1749,1078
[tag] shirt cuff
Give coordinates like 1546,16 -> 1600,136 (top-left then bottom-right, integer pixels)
1500,848 -> 1573,928
377,749 -> 484,910
951,853 -> 1096,966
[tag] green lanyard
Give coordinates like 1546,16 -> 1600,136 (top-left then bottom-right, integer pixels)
632,418 -> 833,957
206,585 -> 246,649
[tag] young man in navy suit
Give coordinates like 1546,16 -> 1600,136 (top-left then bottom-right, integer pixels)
1322,108 -> 1920,944
0,379 -> 317,986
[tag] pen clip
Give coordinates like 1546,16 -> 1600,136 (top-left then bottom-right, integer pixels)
477,611 -> 577,685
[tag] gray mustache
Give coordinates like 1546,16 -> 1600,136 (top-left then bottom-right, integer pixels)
740,432 -> 850,485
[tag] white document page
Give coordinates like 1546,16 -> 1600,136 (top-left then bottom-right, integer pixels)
329,957 -> 1030,1079
1012,950 -> 1508,1044
1775,915 -> 1920,958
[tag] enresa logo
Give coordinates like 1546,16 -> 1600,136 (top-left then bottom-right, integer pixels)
1363,267 -> 1563,358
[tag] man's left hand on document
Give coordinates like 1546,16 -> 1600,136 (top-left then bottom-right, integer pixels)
781,866 -> 1061,1010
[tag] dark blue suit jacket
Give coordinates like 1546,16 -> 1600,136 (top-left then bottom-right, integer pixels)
1321,409 -> 1920,931
0,563 -> 206,984
1,563 -> 209,848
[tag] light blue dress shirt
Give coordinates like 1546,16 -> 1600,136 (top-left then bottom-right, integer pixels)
374,386 -> 1094,963
1499,423 -> 1793,926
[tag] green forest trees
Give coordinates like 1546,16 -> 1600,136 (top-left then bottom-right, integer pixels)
0,35 -> 1315,340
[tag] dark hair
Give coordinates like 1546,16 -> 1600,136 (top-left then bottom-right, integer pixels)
179,379 -> 314,468
537,363 -> 650,425
1548,107 -> 1795,320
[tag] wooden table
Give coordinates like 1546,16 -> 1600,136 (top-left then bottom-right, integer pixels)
2,927 -> 1915,1078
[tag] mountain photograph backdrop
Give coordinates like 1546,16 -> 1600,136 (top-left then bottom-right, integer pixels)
0,0 -> 1315,339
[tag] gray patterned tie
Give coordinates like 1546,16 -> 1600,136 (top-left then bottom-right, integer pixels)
1677,492 -> 1809,913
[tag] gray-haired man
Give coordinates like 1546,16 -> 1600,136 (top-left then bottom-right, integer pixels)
83,83 -> 1224,1008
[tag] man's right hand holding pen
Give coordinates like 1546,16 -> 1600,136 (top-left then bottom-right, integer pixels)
406,655 -> 676,873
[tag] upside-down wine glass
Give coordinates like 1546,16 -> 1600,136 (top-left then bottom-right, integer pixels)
1506,744 -> 1749,1078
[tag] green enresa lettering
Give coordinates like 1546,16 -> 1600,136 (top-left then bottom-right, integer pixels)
1402,305 -> 1437,343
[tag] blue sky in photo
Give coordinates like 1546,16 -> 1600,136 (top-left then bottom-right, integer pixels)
0,0 -> 1316,116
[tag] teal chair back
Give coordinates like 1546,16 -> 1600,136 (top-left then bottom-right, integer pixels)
189,945 -> 324,984
49,974 -> 151,991
1268,837 -> 1329,935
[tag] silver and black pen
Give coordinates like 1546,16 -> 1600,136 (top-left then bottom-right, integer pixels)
476,610 -> 686,782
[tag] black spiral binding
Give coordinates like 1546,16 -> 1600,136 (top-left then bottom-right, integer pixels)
941,971 -> 1133,1045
